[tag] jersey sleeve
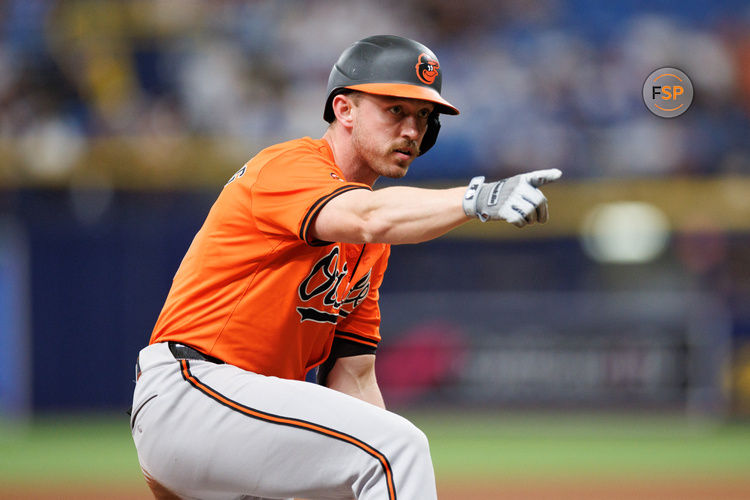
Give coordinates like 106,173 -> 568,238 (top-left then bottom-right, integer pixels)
335,245 -> 391,349
251,151 -> 370,245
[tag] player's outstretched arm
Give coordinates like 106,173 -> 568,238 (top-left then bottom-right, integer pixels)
311,169 -> 562,245
312,185 -> 467,245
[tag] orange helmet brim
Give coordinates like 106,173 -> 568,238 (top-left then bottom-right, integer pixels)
344,83 -> 459,115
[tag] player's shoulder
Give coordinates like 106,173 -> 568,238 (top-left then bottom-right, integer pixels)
248,137 -> 341,186
256,137 -> 333,165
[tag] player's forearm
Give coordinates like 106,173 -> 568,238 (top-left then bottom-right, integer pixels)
360,186 -> 468,244
325,355 -> 386,408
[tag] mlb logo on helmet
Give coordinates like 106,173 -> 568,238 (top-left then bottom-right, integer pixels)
415,53 -> 440,85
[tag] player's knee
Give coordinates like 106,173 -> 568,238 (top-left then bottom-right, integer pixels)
397,420 -> 431,458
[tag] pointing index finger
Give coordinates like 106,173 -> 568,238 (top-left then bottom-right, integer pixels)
527,169 -> 562,188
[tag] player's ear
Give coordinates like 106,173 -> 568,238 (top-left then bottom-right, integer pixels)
331,93 -> 357,127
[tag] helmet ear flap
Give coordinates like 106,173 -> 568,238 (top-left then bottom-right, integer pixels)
418,111 -> 441,156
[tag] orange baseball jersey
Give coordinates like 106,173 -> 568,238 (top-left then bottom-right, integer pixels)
150,137 -> 391,380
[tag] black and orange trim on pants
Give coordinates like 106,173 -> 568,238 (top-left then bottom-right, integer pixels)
178,359 -> 397,499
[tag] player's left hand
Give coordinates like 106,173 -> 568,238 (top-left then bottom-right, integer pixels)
462,169 -> 562,227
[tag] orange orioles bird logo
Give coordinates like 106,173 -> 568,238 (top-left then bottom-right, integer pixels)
415,53 -> 439,85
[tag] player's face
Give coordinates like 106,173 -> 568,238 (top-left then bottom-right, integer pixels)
350,94 -> 434,179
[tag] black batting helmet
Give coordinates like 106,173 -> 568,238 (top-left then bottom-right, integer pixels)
323,35 -> 459,156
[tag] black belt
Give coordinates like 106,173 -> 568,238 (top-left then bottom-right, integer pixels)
135,342 -> 223,381
167,341 -> 225,364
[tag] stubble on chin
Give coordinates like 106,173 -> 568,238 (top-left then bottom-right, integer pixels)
384,161 -> 410,179
371,150 -> 411,179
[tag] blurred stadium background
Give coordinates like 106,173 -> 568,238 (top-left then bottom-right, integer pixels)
1,0 -> 750,498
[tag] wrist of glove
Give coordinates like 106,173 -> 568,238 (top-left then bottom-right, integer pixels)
462,169 -> 562,227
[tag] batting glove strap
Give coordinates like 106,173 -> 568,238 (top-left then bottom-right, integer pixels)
462,176 -> 489,222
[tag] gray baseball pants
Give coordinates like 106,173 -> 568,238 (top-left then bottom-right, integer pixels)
131,342 -> 438,500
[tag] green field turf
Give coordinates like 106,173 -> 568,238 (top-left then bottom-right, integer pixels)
0,414 -> 141,485
1,411 -> 749,487
415,412 -> 750,481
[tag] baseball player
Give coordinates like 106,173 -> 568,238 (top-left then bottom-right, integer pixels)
130,35 -> 561,500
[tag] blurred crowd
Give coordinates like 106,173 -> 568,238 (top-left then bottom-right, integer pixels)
2,0 -> 750,182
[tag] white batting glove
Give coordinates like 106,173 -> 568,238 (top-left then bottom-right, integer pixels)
462,169 -> 562,227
